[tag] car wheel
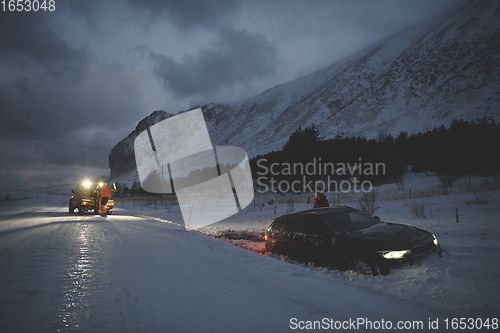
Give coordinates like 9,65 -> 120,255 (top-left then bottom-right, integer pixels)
351,257 -> 380,276
69,205 -> 75,213
78,206 -> 84,215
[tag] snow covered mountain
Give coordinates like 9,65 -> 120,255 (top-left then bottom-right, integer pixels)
110,0 -> 500,180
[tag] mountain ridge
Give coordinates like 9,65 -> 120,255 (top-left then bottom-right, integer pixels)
110,0 -> 500,181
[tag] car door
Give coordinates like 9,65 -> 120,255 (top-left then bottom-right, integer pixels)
302,218 -> 337,265
283,217 -> 307,261
269,217 -> 298,256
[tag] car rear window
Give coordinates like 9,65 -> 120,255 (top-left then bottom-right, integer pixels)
323,210 -> 379,233
270,219 -> 285,232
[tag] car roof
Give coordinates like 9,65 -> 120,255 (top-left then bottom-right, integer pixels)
278,206 -> 354,219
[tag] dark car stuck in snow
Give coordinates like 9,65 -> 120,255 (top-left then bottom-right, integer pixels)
264,207 -> 442,275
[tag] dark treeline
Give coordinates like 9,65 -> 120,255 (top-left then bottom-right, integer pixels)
250,118 -> 500,187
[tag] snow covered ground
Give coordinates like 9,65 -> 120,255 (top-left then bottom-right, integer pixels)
0,174 -> 499,332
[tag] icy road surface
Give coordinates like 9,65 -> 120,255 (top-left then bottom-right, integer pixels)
0,203 -> 497,332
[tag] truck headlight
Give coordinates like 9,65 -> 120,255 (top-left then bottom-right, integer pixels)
378,250 -> 411,259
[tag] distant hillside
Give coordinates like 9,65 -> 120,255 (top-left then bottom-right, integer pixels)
110,0 -> 500,181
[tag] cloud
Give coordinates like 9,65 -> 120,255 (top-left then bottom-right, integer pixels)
0,62 -> 144,142
0,10 -> 148,190
149,26 -> 279,102
125,0 -> 243,31
0,0 -> 463,191
0,11 -> 88,78
0,7 -> 152,190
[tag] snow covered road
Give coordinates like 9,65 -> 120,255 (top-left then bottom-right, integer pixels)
0,207 -> 426,332
0,201 -> 498,332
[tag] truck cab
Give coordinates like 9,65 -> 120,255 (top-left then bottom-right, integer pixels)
69,180 -> 115,215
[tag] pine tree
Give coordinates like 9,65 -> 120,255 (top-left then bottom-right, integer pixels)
282,125 -> 322,163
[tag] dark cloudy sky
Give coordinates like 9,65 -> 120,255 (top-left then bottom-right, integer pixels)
0,0 -> 459,191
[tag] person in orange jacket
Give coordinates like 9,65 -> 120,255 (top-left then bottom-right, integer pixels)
99,183 -> 111,216
313,192 -> 329,208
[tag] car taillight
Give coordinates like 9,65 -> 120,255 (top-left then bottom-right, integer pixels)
263,234 -> 269,241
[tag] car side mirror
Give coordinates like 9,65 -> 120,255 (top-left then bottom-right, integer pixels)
71,189 -> 75,194
373,216 -> 381,220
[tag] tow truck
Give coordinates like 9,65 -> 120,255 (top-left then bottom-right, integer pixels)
69,180 -> 115,215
